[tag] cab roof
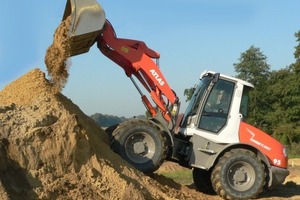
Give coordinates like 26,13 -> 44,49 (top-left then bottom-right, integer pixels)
200,70 -> 254,88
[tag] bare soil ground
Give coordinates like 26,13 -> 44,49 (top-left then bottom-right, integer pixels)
0,69 -> 299,200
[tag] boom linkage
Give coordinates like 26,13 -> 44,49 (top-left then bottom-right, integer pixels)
97,20 -> 179,122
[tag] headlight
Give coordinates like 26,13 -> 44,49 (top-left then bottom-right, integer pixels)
283,147 -> 288,157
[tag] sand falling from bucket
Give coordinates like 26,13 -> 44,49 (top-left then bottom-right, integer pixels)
44,17 -> 72,93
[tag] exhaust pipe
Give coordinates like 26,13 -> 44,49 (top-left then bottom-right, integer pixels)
62,0 -> 106,56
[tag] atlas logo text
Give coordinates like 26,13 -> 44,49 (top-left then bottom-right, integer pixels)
150,69 -> 165,86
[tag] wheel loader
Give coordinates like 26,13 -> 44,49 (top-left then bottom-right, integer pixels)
56,0 -> 289,199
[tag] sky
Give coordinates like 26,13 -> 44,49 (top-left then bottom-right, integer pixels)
0,0 -> 299,117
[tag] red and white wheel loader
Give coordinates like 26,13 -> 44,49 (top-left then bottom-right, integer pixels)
58,1 -> 289,199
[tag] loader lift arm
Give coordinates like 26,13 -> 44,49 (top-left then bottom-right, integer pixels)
97,20 -> 179,123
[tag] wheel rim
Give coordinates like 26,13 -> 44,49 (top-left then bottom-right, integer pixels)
124,132 -> 155,164
226,161 -> 255,192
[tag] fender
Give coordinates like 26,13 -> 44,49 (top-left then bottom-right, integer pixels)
149,117 -> 174,147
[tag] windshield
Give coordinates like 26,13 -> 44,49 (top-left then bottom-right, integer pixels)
181,77 -> 211,126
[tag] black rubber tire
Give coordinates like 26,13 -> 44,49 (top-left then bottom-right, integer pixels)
110,119 -> 168,173
105,124 -> 119,140
211,149 -> 266,199
211,149 -> 265,200
192,168 -> 215,194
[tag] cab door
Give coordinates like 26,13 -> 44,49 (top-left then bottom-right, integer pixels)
198,79 -> 235,133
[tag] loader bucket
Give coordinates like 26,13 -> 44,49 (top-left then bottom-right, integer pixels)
62,0 -> 106,56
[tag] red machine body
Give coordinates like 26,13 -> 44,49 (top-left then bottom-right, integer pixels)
97,20 -> 179,122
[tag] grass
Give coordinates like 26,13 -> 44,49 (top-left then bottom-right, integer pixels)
159,170 -> 193,185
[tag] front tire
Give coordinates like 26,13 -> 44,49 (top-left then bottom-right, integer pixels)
110,119 -> 168,173
211,149 -> 265,200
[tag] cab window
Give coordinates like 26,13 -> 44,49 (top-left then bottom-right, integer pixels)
198,80 -> 235,133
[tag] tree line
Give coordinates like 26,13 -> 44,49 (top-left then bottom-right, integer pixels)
90,113 -> 127,128
185,31 -> 300,157
90,113 -> 145,128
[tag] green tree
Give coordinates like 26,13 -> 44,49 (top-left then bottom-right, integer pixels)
266,68 -> 300,145
183,87 -> 194,102
234,45 -> 271,130
234,45 -> 270,86
293,30 -> 300,73
266,31 -> 300,150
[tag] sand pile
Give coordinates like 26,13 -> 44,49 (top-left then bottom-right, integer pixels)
0,68 -> 205,200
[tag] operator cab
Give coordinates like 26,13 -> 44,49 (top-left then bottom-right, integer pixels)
180,71 -> 253,142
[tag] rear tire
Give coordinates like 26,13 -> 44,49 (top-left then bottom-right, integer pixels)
193,168 -> 215,194
110,119 -> 168,173
211,149 -> 265,200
